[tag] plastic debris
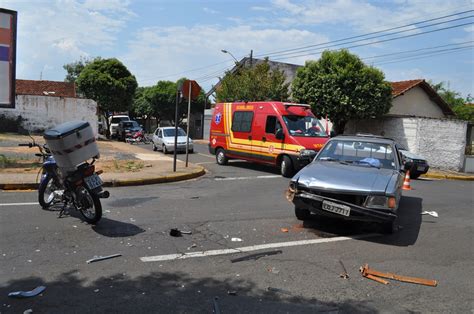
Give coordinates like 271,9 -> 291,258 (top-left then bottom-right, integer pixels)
280,228 -> 289,233
23,309 -> 33,314
231,250 -> 282,263
267,266 -> 280,274
169,228 -> 182,237
339,260 -> 349,279
86,254 -> 122,264
227,290 -> 237,296
8,286 -> 46,298
180,230 -> 192,235
94,289 -> 100,293
421,211 -> 439,218
231,237 -> 242,242
187,244 -> 197,250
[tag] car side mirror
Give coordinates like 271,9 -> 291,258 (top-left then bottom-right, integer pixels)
403,160 -> 413,171
275,129 -> 284,140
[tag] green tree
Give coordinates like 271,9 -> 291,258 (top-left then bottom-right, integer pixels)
292,50 -> 392,134
76,58 -> 137,137
63,57 -> 101,95
216,59 -> 290,102
429,81 -> 473,122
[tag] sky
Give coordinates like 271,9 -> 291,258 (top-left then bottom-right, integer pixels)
2,0 -> 473,98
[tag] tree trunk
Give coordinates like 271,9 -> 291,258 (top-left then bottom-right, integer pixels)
333,120 -> 347,136
104,113 -> 111,139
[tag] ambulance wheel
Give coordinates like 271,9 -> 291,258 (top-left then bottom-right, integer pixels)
281,155 -> 294,178
216,148 -> 228,165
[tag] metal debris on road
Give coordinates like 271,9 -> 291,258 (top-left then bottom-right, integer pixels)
231,237 -> 242,242
180,230 -> 192,235
360,264 -> 438,287
86,254 -> 122,264
213,297 -> 221,314
421,211 -> 439,218
339,260 -> 349,279
230,250 -> 283,263
8,286 -> 46,298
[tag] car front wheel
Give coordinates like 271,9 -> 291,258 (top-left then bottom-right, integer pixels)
152,142 -> 157,151
295,206 -> 311,221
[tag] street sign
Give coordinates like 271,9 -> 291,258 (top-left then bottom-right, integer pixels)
181,80 -> 201,100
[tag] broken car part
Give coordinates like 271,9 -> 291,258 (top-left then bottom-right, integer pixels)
86,254 -> 122,264
421,211 -> 439,218
8,286 -> 46,298
360,264 -> 437,287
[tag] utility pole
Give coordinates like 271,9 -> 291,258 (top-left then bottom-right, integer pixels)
250,49 -> 253,67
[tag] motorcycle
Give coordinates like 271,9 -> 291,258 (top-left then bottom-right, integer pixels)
125,129 -> 151,144
19,138 -> 109,224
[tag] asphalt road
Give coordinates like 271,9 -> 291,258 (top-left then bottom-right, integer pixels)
0,143 -> 473,313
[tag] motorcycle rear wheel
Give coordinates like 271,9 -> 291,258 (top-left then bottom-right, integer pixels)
76,186 -> 102,224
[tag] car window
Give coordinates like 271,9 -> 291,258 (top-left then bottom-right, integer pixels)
282,115 -> 326,137
163,128 -> 186,137
232,111 -> 253,133
318,139 -> 396,169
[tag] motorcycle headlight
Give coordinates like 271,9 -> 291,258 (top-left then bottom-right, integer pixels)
300,149 -> 316,156
365,196 -> 396,209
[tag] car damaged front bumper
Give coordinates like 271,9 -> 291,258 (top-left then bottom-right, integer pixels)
286,187 -> 397,223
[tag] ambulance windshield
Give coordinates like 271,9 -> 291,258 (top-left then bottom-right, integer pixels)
282,115 -> 327,137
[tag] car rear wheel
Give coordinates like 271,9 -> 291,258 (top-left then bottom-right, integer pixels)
281,155 -> 294,178
295,206 -> 311,221
152,142 -> 157,151
163,145 -> 168,154
216,148 -> 228,165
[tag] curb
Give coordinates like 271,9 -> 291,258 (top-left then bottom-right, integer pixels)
0,167 -> 206,191
421,172 -> 474,181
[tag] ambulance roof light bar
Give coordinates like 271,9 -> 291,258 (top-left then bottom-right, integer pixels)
283,103 -> 311,110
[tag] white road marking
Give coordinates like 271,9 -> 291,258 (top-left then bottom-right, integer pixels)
196,161 -> 215,165
197,153 -> 214,159
215,175 -> 281,181
0,202 -> 38,206
140,233 -> 377,262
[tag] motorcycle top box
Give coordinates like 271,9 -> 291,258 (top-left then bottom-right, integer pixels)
44,121 -> 99,169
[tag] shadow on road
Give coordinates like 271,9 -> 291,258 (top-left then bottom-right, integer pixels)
0,270 -> 380,313
92,218 -> 146,237
300,196 -> 423,247
226,160 -> 281,175
107,196 -> 158,208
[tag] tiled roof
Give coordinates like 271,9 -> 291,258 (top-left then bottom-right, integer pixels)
15,79 -> 76,98
390,79 -> 454,116
391,79 -> 424,97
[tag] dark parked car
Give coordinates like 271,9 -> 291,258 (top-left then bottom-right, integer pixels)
287,135 -> 412,233
398,147 -> 429,179
116,120 -> 143,141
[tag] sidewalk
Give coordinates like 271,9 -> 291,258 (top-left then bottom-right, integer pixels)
0,134 -> 205,190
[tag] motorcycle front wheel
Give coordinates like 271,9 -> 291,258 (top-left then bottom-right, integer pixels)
38,175 -> 61,209
75,186 -> 102,224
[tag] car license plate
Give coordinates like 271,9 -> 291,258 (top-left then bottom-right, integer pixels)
322,200 -> 351,217
417,166 -> 426,171
84,174 -> 103,190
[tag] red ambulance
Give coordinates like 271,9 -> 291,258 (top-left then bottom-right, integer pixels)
209,101 -> 330,177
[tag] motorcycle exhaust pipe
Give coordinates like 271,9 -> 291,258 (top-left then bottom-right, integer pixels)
97,190 -> 110,199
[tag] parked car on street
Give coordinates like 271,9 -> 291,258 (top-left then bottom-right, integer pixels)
287,134 -> 412,233
152,127 -> 193,154
109,115 -> 130,138
398,147 -> 429,179
116,120 -> 143,141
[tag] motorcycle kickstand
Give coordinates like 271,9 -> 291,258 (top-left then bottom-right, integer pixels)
58,201 -> 70,218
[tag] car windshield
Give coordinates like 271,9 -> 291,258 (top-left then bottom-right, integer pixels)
111,117 -> 129,124
123,121 -> 139,128
282,115 -> 327,137
163,128 -> 186,137
317,139 -> 397,169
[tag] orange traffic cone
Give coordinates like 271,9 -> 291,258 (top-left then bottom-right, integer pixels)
403,170 -> 412,190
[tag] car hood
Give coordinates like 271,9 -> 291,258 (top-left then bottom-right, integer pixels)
294,161 -> 397,194
163,136 -> 189,143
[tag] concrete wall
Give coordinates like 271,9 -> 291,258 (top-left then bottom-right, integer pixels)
390,86 -> 445,118
0,95 -> 98,135
346,116 -> 468,171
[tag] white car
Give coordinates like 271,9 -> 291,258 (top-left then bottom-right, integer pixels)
109,115 -> 130,138
152,127 -> 193,154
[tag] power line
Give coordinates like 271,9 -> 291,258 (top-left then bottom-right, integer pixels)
271,21 -> 473,61
255,9 -> 473,58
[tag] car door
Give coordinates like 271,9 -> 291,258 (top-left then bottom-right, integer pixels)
258,115 -> 283,163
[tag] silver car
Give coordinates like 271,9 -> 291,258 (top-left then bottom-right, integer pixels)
152,127 -> 194,154
287,135 -> 411,233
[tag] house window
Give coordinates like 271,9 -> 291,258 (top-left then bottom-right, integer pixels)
232,111 -> 253,132
265,116 -> 277,133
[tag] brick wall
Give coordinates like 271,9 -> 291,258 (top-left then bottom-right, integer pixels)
345,117 -> 467,171
0,95 -> 98,135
